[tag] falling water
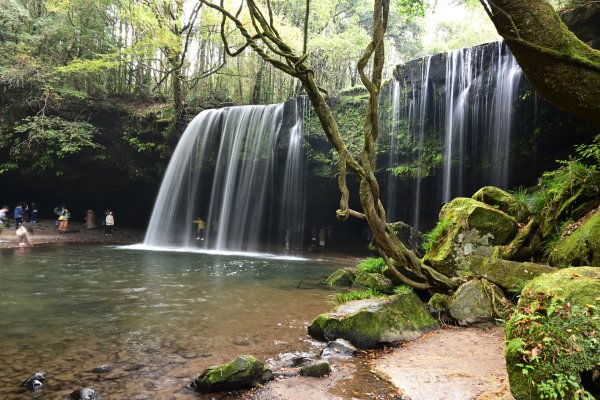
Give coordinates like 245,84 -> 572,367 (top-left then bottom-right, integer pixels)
279,97 -> 308,251
144,100 -> 307,252
387,56 -> 432,229
387,41 -> 524,226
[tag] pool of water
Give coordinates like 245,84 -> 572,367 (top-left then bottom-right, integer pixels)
0,245 -> 345,399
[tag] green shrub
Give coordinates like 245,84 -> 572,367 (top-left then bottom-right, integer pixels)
334,289 -> 384,304
422,220 -> 452,252
506,292 -> 600,399
357,257 -> 386,274
393,285 -> 413,295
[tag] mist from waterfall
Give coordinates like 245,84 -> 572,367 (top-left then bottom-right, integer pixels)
143,100 -> 307,252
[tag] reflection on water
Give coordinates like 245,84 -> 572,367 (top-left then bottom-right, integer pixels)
0,245 -> 343,399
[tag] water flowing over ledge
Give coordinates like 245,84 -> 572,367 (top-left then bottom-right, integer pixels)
144,98 -> 308,253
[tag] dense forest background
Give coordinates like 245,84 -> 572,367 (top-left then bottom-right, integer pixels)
0,0 -> 594,226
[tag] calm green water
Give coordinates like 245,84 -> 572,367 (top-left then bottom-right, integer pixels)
0,245 -> 344,399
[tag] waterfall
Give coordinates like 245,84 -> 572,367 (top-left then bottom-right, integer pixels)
387,56 -> 432,229
144,100 -> 307,252
387,41 -> 524,227
279,97 -> 308,251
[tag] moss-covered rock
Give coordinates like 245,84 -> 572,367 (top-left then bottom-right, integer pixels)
447,279 -> 506,326
299,361 -> 331,377
307,292 -> 438,349
548,208 -> 600,268
464,256 -> 557,294
501,217 -> 542,261
190,355 -> 272,392
353,272 -> 394,294
506,267 -> 600,400
423,197 -> 518,276
324,268 -> 358,287
427,293 -> 450,313
472,186 -> 529,222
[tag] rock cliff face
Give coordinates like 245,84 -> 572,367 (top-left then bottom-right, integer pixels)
379,7 -> 600,230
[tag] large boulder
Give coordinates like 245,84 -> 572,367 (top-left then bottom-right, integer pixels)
388,220 -> 425,257
324,268 -> 358,287
472,186 -> 529,222
447,279 -> 507,326
423,197 -> 518,276
506,267 -> 600,400
190,355 -> 272,392
353,272 -> 394,294
548,207 -> 600,268
308,292 -> 438,349
464,256 -> 557,294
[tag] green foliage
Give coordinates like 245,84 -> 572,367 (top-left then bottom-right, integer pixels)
393,285 -> 413,295
506,292 -> 600,399
422,220 -> 452,252
534,158 -> 600,239
0,115 -> 102,174
575,134 -> 600,166
334,288 -> 385,304
357,257 -> 387,274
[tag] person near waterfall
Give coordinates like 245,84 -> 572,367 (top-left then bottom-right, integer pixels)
104,211 -> 114,236
194,218 -> 205,240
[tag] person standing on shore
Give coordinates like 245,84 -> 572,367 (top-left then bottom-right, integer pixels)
84,209 -> 97,229
105,211 -> 114,236
14,204 -> 24,229
30,203 -> 38,223
0,206 -> 9,227
58,209 -> 70,233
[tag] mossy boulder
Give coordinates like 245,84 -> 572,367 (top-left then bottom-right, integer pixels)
324,268 -> 358,287
427,293 -> 450,313
472,186 -> 529,222
423,197 -> 518,276
299,361 -> 331,377
447,279 -> 506,326
501,217 -> 542,261
548,208 -> 600,268
190,355 -> 272,392
464,256 -> 557,294
307,292 -> 438,349
353,272 -> 394,294
506,267 -> 600,400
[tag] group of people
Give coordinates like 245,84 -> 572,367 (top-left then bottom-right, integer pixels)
283,224 -> 333,252
0,202 -> 39,229
54,205 -> 115,235
0,202 -> 38,247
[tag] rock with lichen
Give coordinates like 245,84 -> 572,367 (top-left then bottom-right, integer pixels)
308,292 -> 438,349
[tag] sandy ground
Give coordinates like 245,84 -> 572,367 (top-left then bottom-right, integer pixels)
371,325 -> 515,400
0,219 -> 144,249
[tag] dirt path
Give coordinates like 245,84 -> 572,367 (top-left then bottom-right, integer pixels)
371,325 -> 514,400
0,219 -> 143,249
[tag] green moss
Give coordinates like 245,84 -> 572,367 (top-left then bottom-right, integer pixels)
324,267 -> 357,287
465,256 -> 556,294
423,197 -> 518,276
192,355 -> 268,392
548,209 -> 600,268
353,272 -> 394,294
472,186 -> 530,222
335,289 -> 384,304
307,292 -> 438,348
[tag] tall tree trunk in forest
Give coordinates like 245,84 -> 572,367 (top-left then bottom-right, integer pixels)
480,0 -> 600,125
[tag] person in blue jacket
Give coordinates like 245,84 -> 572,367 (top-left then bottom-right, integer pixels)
14,204 -> 24,229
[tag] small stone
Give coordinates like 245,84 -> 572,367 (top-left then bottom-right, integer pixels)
69,388 -> 96,400
320,339 -> 358,359
22,371 -> 45,391
300,361 -> 331,377
91,364 -> 112,373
